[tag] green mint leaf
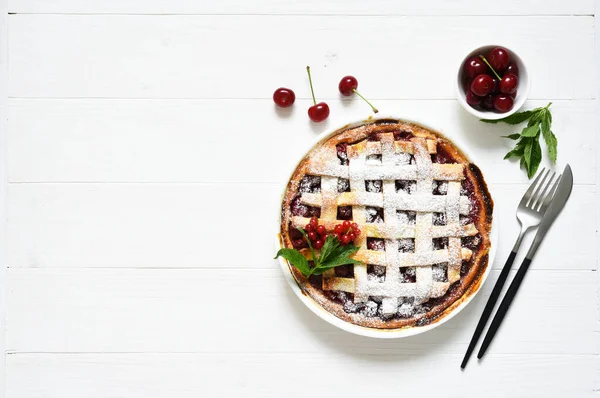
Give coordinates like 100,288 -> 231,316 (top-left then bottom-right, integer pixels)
275,248 -> 310,276
328,245 -> 360,263
504,148 -> 521,160
318,235 -> 339,265
520,155 -> 526,169
528,138 -> 542,178
541,112 -> 550,136
297,227 -> 317,266
543,129 -> 558,163
523,138 -> 533,169
520,124 -> 540,137
502,133 -> 522,140
504,138 -> 528,159
540,113 -> 558,163
480,110 -> 533,125
526,112 -> 539,126
308,243 -> 361,276
311,256 -> 362,275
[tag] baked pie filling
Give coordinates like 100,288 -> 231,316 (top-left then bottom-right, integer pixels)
280,120 -> 493,329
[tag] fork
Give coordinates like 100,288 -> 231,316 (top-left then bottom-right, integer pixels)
460,168 -> 559,369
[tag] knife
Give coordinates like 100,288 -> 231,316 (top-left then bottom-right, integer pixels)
477,164 -> 574,359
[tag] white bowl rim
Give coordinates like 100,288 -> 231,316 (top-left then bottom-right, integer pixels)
275,115 -> 498,339
455,44 -> 530,120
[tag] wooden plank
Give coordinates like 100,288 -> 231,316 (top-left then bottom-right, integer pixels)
6,268 -> 598,354
7,184 -> 595,270
0,0 -> 9,396
8,99 -> 595,184
6,352 -> 598,397
7,0 -> 595,15
8,15 -> 595,99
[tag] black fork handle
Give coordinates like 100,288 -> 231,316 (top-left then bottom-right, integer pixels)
477,257 -> 533,359
460,251 -> 517,369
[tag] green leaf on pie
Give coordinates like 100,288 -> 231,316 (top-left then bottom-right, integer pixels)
312,256 -> 362,276
317,235 -> 339,265
297,227 -> 317,264
275,248 -> 311,276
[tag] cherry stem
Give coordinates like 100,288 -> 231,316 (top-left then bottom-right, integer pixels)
306,66 -> 317,106
352,89 -> 379,113
478,55 -> 502,81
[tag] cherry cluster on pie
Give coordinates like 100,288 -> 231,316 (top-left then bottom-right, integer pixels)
279,119 -> 493,329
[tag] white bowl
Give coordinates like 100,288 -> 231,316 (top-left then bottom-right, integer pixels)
456,45 -> 530,120
276,116 -> 498,338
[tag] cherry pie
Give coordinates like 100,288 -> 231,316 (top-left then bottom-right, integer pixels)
280,119 -> 493,329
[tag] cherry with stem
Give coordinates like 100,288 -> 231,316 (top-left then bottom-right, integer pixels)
478,55 -> 502,81
306,66 -> 330,123
338,76 -> 379,113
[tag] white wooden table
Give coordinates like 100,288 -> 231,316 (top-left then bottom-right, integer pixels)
0,1 -> 598,396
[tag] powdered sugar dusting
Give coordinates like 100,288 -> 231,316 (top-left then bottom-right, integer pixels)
294,132 -> 480,321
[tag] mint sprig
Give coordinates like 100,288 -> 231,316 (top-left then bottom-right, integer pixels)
275,229 -> 362,277
481,102 -> 557,178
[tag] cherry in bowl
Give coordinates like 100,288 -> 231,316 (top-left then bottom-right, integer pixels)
456,45 -> 529,119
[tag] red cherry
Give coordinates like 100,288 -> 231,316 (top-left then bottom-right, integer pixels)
338,76 -> 358,96
314,239 -> 324,249
309,217 -> 318,227
348,232 -> 356,241
308,103 -> 330,123
308,231 -> 317,241
334,225 -> 344,234
292,239 -> 307,249
342,220 -> 351,230
305,223 -> 314,232
306,66 -> 329,123
471,74 -> 495,97
500,73 -> 518,94
341,234 -> 351,244
466,91 -> 482,106
491,76 -> 499,93
354,228 -> 361,236
463,56 -> 488,78
506,63 -> 519,76
273,87 -> 295,108
338,75 -> 378,113
487,47 -> 510,73
493,95 -> 514,113
481,94 -> 495,110
351,223 -> 359,230
316,225 -> 326,235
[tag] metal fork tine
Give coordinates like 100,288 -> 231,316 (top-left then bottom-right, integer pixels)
521,168 -> 546,206
531,172 -> 556,210
538,174 -> 561,212
526,168 -> 550,207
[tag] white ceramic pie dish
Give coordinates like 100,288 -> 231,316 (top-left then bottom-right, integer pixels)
276,115 -> 498,339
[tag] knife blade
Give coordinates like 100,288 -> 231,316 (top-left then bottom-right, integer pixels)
524,164 -> 573,260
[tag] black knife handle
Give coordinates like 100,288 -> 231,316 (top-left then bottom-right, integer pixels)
477,257 -> 533,359
460,251 -> 517,369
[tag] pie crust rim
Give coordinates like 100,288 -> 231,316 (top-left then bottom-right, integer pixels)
276,116 -> 496,338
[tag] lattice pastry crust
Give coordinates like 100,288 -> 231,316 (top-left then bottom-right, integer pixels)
280,120 -> 493,329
